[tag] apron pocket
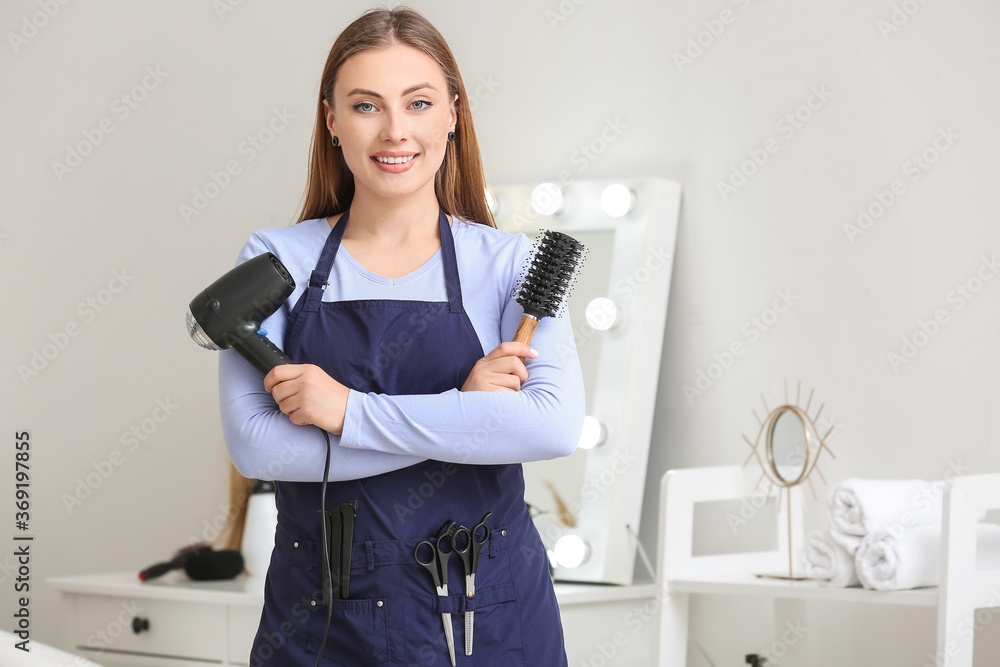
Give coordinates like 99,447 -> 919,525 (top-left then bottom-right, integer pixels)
283,536 -> 393,665
412,528 -> 526,665
305,597 -> 390,666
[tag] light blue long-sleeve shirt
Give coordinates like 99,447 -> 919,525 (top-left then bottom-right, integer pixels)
218,215 -> 586,482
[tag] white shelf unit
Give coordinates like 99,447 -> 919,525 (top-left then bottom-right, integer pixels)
655,465 -> 1000,666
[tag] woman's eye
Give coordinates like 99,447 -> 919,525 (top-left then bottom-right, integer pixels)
354,102 -> 376,113
412,99 -> 432,110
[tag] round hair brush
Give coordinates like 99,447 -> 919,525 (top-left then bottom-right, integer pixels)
512,229 -> 588,346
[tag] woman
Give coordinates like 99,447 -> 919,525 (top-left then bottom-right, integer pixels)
219,6 -> 585,666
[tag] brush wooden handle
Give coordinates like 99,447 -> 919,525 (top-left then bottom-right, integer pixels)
513,315 -> 539,346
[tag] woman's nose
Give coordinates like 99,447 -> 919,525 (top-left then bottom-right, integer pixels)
380,107 -> 408,143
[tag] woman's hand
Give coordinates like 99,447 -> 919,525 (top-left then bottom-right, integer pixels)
461,342 -> 538,392
264,364 -> 350,435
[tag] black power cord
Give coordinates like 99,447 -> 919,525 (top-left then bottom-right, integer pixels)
314,427 -> 334,667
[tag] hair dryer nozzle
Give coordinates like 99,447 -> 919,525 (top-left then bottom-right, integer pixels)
186,307 -> 220,351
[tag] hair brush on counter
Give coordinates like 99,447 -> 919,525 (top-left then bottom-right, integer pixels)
512,229 -> 588,347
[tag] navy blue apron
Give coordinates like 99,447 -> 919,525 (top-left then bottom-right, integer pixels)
248,207 -> 568,666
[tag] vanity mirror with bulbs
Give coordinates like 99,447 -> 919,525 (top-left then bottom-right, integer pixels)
490,177 -> 682,585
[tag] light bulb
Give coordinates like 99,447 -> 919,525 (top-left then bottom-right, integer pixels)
554,534 -> 590,569
577,416 -> 606,450
600,184 -> 633,217
530,183 -> 563,216
585,297 -> 619,331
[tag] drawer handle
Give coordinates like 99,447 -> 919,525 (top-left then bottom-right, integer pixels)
131,617 -> 150,634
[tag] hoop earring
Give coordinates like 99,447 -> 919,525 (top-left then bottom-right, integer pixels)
331,135 -> 340,147
447,131 -> 455,142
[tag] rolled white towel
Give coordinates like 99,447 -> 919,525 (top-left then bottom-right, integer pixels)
828,478 -> 945,555
855,522 -> 1000,591
802,530 -> 860,587
828,526 -> 864,556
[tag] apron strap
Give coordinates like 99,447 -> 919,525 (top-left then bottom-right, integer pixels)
301,210 -> 350,312
438,207 -> 465,314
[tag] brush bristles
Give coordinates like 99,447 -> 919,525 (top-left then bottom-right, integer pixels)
513,230 -> 588,320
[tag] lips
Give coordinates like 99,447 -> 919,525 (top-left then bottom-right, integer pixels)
370,152 -> 419,173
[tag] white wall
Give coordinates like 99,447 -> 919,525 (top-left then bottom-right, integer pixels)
2,0 -> 998,664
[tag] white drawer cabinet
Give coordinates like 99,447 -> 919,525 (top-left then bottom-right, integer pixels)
49,571 -> 657,666
71,593 -> 227,661
49,571 -> 265,666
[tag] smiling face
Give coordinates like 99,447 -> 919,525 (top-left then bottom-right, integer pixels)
324,44 -> 458,204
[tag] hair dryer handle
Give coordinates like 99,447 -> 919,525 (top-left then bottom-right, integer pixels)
233,331 -> 294,374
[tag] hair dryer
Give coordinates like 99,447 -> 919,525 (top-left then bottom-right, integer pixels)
186,253 -> 295,373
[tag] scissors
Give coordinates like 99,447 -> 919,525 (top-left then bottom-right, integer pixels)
414,521 -> 457,667
451,512 -> 492,656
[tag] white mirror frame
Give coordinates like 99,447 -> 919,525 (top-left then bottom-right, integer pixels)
492,177 -> 682,584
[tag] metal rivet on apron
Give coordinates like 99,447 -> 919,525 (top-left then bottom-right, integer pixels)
501,530 -> 507,536
293,541 -> 299,548
310,599 -> 316,607
376,600 -> 383,608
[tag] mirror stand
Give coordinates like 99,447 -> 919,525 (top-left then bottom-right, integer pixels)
741,380 -> 838,580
